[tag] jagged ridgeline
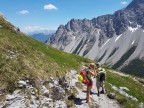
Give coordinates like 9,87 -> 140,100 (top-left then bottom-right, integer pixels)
0,15 -> 91,92
47,0 -> 144,77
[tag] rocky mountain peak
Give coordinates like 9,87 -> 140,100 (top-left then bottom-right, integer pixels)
47,0 -> 144,76
126,0 -> 144,10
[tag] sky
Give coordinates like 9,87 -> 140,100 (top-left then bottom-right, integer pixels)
0,0 -> 132,34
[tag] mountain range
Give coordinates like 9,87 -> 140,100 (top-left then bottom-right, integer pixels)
30,32 -> 54,42
47,0 -> 144,77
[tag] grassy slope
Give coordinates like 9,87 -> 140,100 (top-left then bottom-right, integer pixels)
105,69 -> 144,108
0,16 -> 91,92
121,58 -> 144,78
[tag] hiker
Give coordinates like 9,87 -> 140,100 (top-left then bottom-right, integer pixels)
95,62 -> 106,96
85,63 -> 97,103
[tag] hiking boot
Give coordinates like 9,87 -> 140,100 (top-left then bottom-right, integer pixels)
100,90 -> 104,94
97,91 -> 100,96
90,91 -> 93,94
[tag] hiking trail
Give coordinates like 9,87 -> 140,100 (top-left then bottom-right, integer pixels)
67,70 -> 120,108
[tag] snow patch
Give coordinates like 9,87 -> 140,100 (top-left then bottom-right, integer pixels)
137,25 -> 141,28
133,51 -> 136,54
115,34 -> 122,42
132,40 -> 135,45
128,26 -> 138,33
73,36 -> 75,39
101,39 -> 110,50
129,21 -> 132,24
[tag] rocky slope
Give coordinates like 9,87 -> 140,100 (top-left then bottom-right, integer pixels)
1,70 -> 119,108
47,0 -> 144,77
1,69 -> 143,108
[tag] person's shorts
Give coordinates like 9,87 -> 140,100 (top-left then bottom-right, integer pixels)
96,81 -> 104,88
85,80 -> 93,86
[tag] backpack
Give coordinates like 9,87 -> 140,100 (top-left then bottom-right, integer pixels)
80,69 -> 92,84
99,72 -> 106,81
98,68 -> 106,81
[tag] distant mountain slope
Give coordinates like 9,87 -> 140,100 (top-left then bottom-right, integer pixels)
30,32 -> 54,42
47,0 -> 144,77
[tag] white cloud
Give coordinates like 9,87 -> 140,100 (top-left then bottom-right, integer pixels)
120,1 -> 128,5
19,10 -> 29,14
22,26 -> 56,34
44,4 -> 58,10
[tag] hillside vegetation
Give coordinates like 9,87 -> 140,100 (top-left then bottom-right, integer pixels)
105,69 -> 144,108
0,16 -> 91,93
121,58 -> 144,77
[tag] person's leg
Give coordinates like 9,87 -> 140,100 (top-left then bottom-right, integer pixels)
86,85 -> 92,103
96,81 -> 100,96
101,81 -> 105,93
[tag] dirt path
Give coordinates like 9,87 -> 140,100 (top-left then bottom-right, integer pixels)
68,70 -> 120,108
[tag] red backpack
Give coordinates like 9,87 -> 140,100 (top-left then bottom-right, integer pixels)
80,69 -> 89,85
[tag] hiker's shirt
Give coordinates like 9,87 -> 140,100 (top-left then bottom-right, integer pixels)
85,68 -> 93,82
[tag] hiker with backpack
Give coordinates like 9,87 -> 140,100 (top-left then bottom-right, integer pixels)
79,63 -> 97,103
95,62 -> 106,96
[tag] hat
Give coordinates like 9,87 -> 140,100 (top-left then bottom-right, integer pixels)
95,62 -> 100,67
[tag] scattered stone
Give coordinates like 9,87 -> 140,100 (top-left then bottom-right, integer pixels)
41,97 -> 53,107
50,77 -> 54,82
119,87 -> 129,91
6,94 -> 15,100
0,88 -> 6,96
136,78 -> 144,85
54,100 -> 67,108
54,80 -> 59,85
109,83 -> 138,101
51,85 -> 65,101
58,76 -> 69,89
27,78 -> 36,87
18,80 -> 27,88
49,83 -> 54,88
139,102 -> 144,108
107,93 -> 116,99
41,85 -> 49,97
7,50 -> 18,58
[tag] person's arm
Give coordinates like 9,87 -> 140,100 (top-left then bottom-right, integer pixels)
88,68 -> 97,77
94,68 -> 97,77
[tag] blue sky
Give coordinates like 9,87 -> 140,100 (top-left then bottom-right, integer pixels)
0,0 -> 132,34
